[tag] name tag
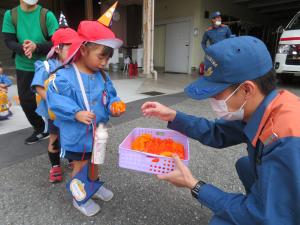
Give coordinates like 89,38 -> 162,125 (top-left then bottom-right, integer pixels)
262,132 -> 278,146
66,164 -> 104,205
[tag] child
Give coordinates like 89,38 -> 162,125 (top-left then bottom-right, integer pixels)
123,55 -> 131,73
0,63 -> 13,120
47,3 -> 125,216
31,13 -> 78,183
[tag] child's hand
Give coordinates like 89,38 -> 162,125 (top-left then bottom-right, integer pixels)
75,111 -> 95,125
110,101 -> 126,117
0,84 -> 8,93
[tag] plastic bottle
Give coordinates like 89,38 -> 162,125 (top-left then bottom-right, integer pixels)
92,123 -> 108,164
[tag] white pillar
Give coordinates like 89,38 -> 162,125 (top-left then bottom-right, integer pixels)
143,0 -> 151,76
143,0 -> 157,79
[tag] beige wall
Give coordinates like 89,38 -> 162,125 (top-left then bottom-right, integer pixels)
154,24 -> 166,68
101,4 -> 127,47
155,0 -> 202,71
154,0 -> 270,73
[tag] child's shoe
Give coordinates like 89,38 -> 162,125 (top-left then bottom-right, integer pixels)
73,199 -> 100,217
92,185 -> 114,201
49,165 -> 63,183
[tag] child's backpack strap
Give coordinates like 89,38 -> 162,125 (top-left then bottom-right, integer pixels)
43,60 -> 50,73
44,73 -> 57,120
99,69 -> 107,83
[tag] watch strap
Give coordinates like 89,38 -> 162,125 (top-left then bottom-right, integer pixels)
191,180 -> 206,199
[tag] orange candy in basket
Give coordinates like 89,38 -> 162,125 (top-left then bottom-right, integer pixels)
131,134 -> 185,159
111,101 -> 126,114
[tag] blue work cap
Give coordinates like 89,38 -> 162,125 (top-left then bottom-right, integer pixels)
185,36 -> 273,100
210,11 -> 221,19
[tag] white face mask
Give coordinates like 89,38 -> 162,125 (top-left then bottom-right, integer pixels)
214,20 -> 222,26
23,0 -> 38,5
209,85 -> 247,121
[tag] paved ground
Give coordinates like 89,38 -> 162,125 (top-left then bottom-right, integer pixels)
1,78 -> 300,225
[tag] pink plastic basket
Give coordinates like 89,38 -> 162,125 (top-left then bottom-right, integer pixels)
119,128 -> 190,175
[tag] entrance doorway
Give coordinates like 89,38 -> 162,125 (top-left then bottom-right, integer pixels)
165,20 -> 190,73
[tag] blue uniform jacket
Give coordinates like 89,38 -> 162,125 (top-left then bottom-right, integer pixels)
168,90 -> 300,225
47,65 -> 120,154
201,25 -> 232,51
31,59 -> 61,119
0,74 -> 12,86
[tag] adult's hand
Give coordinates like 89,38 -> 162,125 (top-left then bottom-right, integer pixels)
141,101 -> 177,122
23,40 -> 37,59
157,155 -> 198,189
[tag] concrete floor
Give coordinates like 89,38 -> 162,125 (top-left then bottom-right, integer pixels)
1,73 -> 300,224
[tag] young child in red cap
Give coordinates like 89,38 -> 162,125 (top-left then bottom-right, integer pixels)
31,13 -> 78,183
47,2 -> 125,216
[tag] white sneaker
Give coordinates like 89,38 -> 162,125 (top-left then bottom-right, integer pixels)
73,199 -> 101,217
92,185 -> 114,202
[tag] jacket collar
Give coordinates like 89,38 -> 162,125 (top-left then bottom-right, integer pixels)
243,89 -> 278,146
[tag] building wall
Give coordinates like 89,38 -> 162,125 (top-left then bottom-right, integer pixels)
154,0 -> 270,72
155,0 -> 202,71
0,8 -> 15,69
154,24 -> 165,68
101,4 -> 128,47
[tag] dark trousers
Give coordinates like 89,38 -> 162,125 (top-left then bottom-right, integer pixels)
16,70 -> 45,133
209,216 -> 233,225
209,157 -> 255,225
235,156 -> 255,194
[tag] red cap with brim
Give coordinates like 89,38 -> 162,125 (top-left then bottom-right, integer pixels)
64,20 -> 123,64
46,28 -> 79,59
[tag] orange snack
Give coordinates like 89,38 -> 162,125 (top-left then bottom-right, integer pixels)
131,134 -> 185,159
111,101 -> 126,114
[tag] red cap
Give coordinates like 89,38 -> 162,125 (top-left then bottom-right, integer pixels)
64,20 -> 123,64
46,28 -> 79,59
78,21 -> 122,48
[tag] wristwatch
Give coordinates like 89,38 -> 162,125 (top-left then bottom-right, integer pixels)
191,180 -> 206,199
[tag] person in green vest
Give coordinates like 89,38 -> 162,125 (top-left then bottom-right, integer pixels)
2,0 -> 58,144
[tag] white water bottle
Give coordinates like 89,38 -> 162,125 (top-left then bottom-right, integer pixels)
92,123 -> 108,164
